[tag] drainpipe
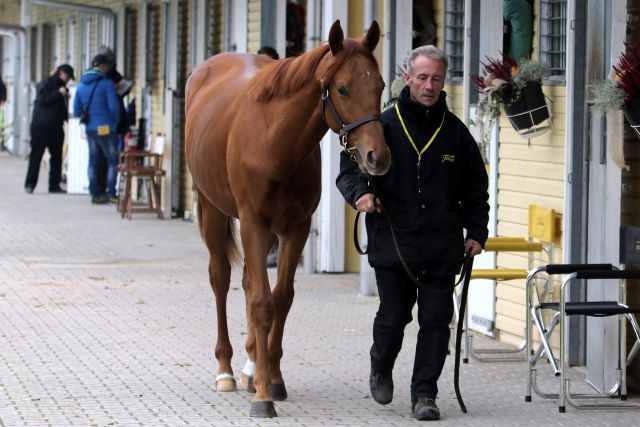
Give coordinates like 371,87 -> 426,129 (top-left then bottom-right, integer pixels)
0,25 -> 27,157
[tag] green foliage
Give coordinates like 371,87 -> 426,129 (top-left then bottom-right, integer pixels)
590,79 -> 626,116
512,60 -> 547,90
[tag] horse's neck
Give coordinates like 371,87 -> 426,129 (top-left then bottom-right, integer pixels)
269,81 -> 328,161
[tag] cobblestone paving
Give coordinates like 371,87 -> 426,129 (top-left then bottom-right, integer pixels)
1,152 -> 638,426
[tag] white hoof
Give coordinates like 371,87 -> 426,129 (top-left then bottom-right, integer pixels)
216,373 -> 237,392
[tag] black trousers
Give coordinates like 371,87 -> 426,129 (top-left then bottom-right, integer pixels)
371,267 -> 454,401
24,125 -> 64,191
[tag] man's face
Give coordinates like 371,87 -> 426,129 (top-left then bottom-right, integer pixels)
404,55 -> 446,107
59,71 -> 70,83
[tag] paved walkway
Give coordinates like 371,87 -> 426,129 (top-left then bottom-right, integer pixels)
0,152 -> 638,426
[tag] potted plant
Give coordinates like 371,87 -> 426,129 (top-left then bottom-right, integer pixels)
591,41 -> 640,135
472,56 -> 550,140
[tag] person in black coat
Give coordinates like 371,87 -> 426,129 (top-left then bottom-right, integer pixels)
24,64 -> 74,193
336,45 -> 489,421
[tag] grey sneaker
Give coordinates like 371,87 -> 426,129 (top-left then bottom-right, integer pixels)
412,397 -> 440,421
369,371 -> 393,405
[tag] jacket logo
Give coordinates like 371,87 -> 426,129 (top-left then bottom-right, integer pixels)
441,154 -> 455,163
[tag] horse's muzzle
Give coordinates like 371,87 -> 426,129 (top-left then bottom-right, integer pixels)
363,147 -> 391,176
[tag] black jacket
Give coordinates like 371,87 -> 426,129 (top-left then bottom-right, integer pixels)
31,75 -> 68,130
336,86 -> 489,276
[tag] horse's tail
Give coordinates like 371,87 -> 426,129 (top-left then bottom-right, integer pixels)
195,196 -> 241,267
225,217 -> 241,266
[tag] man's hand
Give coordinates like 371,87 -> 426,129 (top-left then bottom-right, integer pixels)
58,86 -> 68,96
355,193 -> 381,213
464,239 -> 483,257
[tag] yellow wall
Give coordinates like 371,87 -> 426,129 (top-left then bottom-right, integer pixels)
348,0 -> 364,39
343,0 -> 366,273
248,0 -> 261,54
0,1 -> 21,25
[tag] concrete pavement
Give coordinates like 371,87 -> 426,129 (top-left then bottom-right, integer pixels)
0,152 -> 638,426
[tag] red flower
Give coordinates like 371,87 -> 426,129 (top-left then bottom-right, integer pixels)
613,41 -> 640,103
472,55 -> 519,91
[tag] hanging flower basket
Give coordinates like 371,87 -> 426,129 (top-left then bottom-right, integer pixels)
504,81 -> 552,137
472,57 -> 551,145
623,96 -> 640,138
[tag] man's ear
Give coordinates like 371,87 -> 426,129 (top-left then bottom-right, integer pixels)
329,20 -> 344,56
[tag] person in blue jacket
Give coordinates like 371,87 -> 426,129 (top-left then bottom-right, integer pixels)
73,54 -> 120,204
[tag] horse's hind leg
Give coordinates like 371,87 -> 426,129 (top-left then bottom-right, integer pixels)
268,220 -> 311,401
198,196 -> 236,392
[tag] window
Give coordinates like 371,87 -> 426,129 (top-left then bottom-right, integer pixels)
444,0 -> 465,80
205,0 -> 224,57
29,26 -> 37,82
66,17 -> 75,66
123,6 -> 137,80
41,24 -> 54,77
539,0 -> 567,80
146,3 -> 160,85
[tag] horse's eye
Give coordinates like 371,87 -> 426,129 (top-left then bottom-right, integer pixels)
337,86 -> 348,97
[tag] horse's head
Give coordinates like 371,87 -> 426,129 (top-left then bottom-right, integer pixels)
321,20 -> 391,176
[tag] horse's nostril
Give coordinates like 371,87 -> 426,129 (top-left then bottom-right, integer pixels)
366,151 -> 378,168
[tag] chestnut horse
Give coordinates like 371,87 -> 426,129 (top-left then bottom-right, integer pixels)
185,20 -> 390,418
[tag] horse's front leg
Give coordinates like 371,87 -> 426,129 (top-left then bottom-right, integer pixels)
239,219 -> 277,418
268,220 -> 311,401
239,263 -> 256,393
241,233 -> 277,394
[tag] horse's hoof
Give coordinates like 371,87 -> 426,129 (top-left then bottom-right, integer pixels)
216,374 -> 237,392
240,373 -> 256,393
270,383 -> 288,401
249,400 -> 277,418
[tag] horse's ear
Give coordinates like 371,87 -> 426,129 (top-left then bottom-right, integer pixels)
363,20 -> 380,52
329,19 -> 344,56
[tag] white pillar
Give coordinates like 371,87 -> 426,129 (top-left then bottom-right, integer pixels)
318,0 -> 348,273
275,0 -> 286,57
232,0 -> 248,53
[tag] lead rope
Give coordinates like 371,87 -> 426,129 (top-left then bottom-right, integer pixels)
454,252 -> 474,413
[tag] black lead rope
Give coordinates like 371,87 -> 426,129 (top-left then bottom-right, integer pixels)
454,253 -> 474,413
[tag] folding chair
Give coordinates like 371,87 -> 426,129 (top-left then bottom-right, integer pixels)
456,204 -> 554,363
525,263 -> 614,399
525,266 -> 640,412
117,135 -> 165,220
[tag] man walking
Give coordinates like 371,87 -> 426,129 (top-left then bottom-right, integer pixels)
73,54 -> 120,204
336,45 -> 489,421
24,64 -> 75,194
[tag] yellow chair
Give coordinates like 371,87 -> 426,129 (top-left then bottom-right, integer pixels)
457,204 -> 556,363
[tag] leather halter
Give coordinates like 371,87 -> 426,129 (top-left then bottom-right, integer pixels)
320,82 -> 382,160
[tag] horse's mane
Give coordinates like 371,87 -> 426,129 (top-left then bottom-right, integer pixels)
248,39 -> 378,103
